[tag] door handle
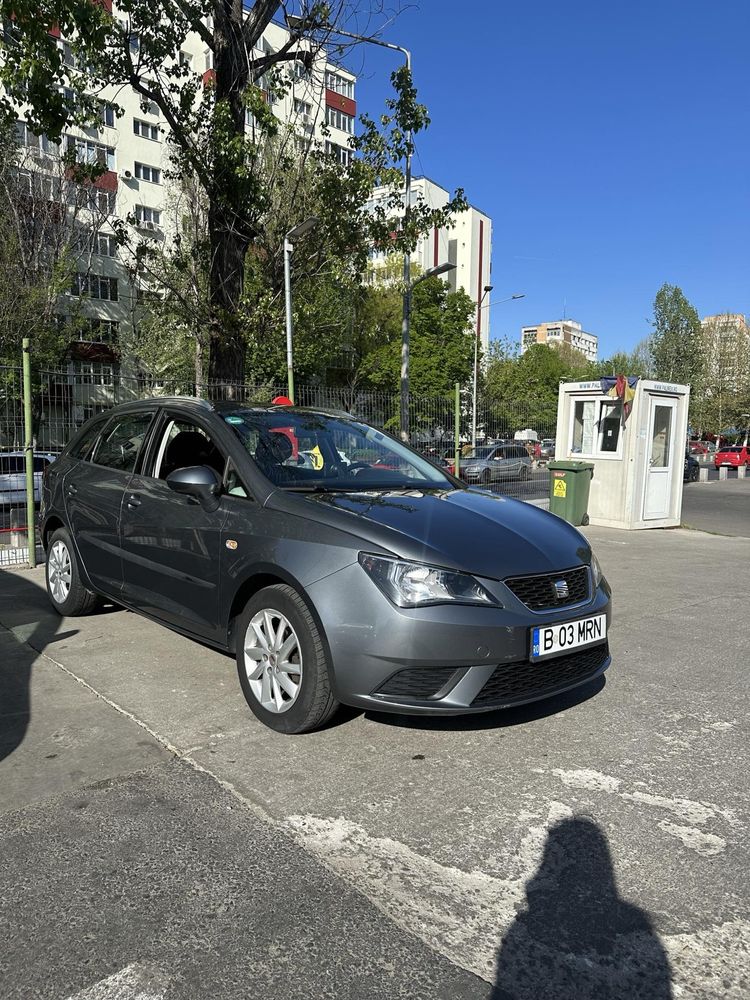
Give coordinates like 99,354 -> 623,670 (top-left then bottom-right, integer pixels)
126,493 -> 142,508
67,484 -> 78,496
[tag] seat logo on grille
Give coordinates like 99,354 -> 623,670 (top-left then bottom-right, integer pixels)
553,579 -> 570,599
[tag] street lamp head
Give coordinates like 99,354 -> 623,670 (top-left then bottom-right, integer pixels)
484,284 -> 493,293
425,262 -> 456,279
286,216 -> 319,240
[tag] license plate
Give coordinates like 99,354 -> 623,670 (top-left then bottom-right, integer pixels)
531,614 -> 607,661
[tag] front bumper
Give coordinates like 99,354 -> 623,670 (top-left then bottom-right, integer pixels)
307,562 -> 612,715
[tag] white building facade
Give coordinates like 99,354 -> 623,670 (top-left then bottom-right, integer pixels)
5,11 -> 356,388
521,320 -> 598,363
368,176 -> 494,353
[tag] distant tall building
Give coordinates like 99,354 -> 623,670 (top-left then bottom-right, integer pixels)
367,176 -> 493,352
521,320 -> 598,363
700,313 -> 749,392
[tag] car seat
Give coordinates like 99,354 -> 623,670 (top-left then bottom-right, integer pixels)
162,430 -> 223,478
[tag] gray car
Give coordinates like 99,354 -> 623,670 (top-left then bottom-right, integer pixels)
460,444 -> 532,484
41,399 -> 612,734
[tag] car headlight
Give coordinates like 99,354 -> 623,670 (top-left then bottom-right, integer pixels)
359,553 -> 497,608
591,552 -> 603,588
465,465 -> 479,473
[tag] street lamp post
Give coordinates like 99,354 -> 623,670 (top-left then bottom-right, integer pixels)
472,292 -> 525,448
286,14 -> 413,438
283,216 -> 318,403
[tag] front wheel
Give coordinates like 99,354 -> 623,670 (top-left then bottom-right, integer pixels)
45,527 -> 101,616
519,464 -> 531,481
236,584 -> 339,734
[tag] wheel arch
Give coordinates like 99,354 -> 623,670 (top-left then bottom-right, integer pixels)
42,514 -> 65,552
225,565 -> 333,671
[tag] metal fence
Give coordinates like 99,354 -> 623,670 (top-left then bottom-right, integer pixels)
0,363 -> 556,566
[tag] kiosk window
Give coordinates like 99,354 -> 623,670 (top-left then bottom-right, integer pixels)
599,403 -> 621,453
572,401 -> 595,454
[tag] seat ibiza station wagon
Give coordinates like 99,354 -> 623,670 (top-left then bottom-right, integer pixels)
41,399 -> 612,734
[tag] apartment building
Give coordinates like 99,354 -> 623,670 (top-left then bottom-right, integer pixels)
6,13 -> 356,394
700,313 -> 749,392
521,319 -> 598,363
367,176 -> 494,352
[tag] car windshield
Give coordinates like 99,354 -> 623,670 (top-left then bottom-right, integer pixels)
463,447 -> 495,460
222,409 -> 453,491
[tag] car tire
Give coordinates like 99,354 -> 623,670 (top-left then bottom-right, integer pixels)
520,464 -> 531,481
236,584 -> 339,735
481,469 -> 491,486
45,527 -> 101,617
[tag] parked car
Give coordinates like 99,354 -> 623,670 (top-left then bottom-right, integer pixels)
714,444 -> 750,469
539,439 -> 556,461
0,451 -> 57,507
684,452 -> 700,483
41,400 -> 611,734
689,440 -> 710,455
459,444 -> 533,484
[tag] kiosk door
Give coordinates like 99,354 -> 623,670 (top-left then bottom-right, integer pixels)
644,397 -> 677,519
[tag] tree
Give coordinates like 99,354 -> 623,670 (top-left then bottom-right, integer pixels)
650,283 -> 703,385
1,1 -> 465,387
360,276 -> 475,398
593,339 -> 653,379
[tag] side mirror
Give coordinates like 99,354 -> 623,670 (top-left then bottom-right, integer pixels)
166,465 -> 222,511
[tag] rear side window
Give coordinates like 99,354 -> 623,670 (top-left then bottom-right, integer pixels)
69,415 -> 110,461
32,457 -> 51,473
0,456 -> 24,475
92,412 -> 155,473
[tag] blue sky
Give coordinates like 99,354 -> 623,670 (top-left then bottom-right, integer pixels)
339,0 -> 749,358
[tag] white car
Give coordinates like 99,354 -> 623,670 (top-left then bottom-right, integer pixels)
0,451 -> 56,506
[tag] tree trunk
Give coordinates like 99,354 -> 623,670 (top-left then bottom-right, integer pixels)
206,0 -> 253,394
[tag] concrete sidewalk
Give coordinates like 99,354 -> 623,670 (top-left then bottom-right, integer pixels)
1,516 -> 748,999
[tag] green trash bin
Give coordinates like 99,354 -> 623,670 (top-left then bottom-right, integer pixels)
548,460 -> 594,526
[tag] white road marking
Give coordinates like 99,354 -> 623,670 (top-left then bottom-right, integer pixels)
658,821 -> 727,857
66,963 -> 169,1000
287,809 -> 749,998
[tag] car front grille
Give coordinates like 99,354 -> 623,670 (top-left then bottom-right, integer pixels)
375,666 -> 463,700
504,565 -> 590,611
472,642 -> 609,708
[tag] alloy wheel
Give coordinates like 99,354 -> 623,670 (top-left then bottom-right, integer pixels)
48,540 -> 72,605
243,608 -> 303,714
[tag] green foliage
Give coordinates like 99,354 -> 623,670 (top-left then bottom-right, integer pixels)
650,283 -> 703,384
483,341 -> 594,427
360,277 -> 475,397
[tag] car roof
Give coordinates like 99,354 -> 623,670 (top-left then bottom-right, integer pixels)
97,397 -> 355,420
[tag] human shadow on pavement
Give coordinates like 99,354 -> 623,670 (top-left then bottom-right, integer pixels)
491,816 -> 672,1000
0,567 -> 118,763
369,675 -> 606,733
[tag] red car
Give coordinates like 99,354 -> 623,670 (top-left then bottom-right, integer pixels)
714,444 -> 750,469
689,440 -> 710,455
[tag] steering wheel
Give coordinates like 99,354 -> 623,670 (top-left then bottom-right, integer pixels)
346,461 -> 373,475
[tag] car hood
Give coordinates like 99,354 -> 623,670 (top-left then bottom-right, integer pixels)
279,487 -> 590,579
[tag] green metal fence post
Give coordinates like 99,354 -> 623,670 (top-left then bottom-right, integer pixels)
22,337 -> 36,568
454,382 -> 460,479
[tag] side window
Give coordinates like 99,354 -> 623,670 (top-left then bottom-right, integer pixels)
225,460 -> 249,498
69,415 -> 110,461
32,456 -> 51,473
92,412 -> 154,473
153,418 -> 225,480
0,456 -> 24,475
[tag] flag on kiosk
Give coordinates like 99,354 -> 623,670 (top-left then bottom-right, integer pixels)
600,375 -> 638,422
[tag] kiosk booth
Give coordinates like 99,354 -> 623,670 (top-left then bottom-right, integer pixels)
554,378 -> 690,529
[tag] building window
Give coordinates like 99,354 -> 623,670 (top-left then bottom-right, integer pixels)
325,140 -> 351,166
325,71 -> 354,99
294,98 -> 313,118
133,118 -> 160,141
74,360 -> 116,383
134,162 -> 161,184
93,231 -> 118,258
67,136 -> 116,171
179,50 -> 192,68
135,205 -> 161,226
99,102 -> 116,128
325,105 -> 354,134
71,273 -> 119,301
73,318 -> 120,343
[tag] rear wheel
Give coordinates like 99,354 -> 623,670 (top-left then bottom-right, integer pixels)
45,527 -> 100,616
481,469 -> 491,486
519,464 -> 531,481
236,584 -> 339,734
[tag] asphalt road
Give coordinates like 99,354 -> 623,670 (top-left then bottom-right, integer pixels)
1,488 -> 748,999
681,478 -> 750,537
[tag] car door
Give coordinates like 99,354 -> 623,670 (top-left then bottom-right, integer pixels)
64,409 -> 156,596
119,411 -> 229,640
